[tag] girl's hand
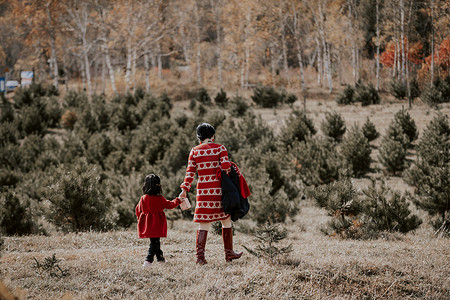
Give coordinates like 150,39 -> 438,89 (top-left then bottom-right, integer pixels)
179,190 -> 187,199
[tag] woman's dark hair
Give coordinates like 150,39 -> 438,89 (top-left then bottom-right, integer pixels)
143,174 -> 162,195
196,123 -> 215,141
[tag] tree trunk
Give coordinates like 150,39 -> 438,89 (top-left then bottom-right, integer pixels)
82,36 -> 92,98
46,2 -> 59,89
376,0 -> 380,91
316,39 -> 322,86
104,45 -> 117,95
212,0 -> 223,89
101,56 -> 106,95
157,43 -> 162,79
194,1 -> 202,84
132,46 -> 137,92
144,52 -> 151,92
280,7 -> 291,87
347,0 -> 356,83
430,0 -> 435,84
400,0 -> 406,81
125,42 -> 132,93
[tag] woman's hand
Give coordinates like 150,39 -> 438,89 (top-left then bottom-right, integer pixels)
179,190 -> 187,199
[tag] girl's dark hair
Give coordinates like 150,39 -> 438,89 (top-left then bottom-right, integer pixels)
196,123 -> 215,141
143,174 -> 162,195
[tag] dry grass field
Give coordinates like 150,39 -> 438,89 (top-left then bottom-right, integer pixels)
1,96 -> 449,299
1,204 -> 449,299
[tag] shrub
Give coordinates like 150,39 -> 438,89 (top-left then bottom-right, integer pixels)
336,85 -> 355,105
63,90 -> 88,110
0,122 -> 19,146
308,175 -> 362,238
288,137 -> 342,186
378,122 -> 409,174
46,85 -> 60,97
44,158 -> 111,232
18,100 -> 48,136
242,223 -> 293,261
390,79 -> 408,99
393,108 -> 418,146
355,81 -> 380,106
410,78 -> 421,100
45,96 -> 62,128
214,89 -> 229,106
341,125 -> 371,177
13,83 -> 47,108
280,110 -> 316,147
229,95 -> 249,117
285,93 -> 297,105
61,110 -> 77,130
0,191 -> 36,235
404,113 -> 450,234
421,75 -> 450,105
360,179 -> 422,234
0,169 -> 21,189
251,85 -> 284,108
1,95 -> 15,123
247,169 -> 299,225
321,111 -> 346,142
196,87 -> 211,104
362,118 -> 379,142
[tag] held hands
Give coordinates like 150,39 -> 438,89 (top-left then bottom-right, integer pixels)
179,189 -> 187,199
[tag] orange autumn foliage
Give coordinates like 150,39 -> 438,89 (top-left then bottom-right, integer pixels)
378,39 -> 424,68
425,38 -> 450,71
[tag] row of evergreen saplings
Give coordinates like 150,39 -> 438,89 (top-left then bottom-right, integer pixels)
336,75 -> 450,106
0,84 -> 299,235
1,84 -> 448,238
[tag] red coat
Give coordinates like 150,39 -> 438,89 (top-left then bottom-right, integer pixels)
135,195 -> 181,238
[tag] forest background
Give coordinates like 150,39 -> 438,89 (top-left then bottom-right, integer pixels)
0,0 -> 449,299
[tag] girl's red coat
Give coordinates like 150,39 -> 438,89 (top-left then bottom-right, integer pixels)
135,195 -> 181,238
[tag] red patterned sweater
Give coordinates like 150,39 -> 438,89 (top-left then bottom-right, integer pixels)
181,142 -> 231,222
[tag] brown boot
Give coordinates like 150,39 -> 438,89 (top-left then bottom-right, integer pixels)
222,227 -> 243,262
196,230 -> 208,264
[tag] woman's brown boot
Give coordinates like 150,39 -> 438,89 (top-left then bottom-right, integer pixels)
222,227 -> 243,262
196,230 -> 208,264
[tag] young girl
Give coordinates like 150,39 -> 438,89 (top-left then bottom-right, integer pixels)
136,174 -> 182,266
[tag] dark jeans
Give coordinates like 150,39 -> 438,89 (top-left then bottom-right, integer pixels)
146,238 -> 165,262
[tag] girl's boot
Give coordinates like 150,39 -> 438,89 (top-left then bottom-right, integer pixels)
196,230 -> 208,264
222,227 -> 242,262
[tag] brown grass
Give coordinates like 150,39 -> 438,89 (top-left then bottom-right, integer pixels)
2,89 -> 449,299
1,202 -> 449,299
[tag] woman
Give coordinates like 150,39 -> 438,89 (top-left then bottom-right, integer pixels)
179,123 -> 242,264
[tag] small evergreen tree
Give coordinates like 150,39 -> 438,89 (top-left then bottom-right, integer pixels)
251,85 -> 284,108
214,89 -> 229,106
44,158 -> 111,232
196,87 -> 211,104
341,125 -> 371,177
289,137 -> 342,185
0,191 -> 36,235
355,81 -> 380,106
378,121 -> 409,174
389,79 -> 407,99
360,179 -> 422,234
404,113 -> 450,235
421,75 -> 450,106
229,95 -> 249,117
321,111 -> 346,142
362,118 -> 380,142
280,110 -> 316,147
242,223 -> 293,261
394,108 -> 418,146
308,174 -> 362,238
336,85 -> 355,105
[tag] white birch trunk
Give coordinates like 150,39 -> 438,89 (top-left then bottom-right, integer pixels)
132,47 -> 137,91
280,7 -> 291,86
212,0 -> 223,88
46,2 -> 59,89
347,0 -> 356,83
194,1 -> 202,84
376,0 -> 380,91
157,43 -> 162,79
125,43 -> 131,93
430,0 -> 435,83
144,52 -> 151,92
400,0 -> 406,80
